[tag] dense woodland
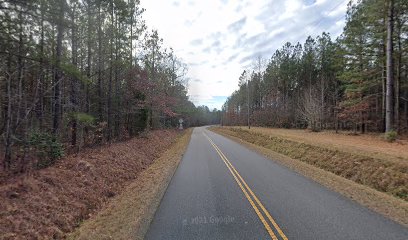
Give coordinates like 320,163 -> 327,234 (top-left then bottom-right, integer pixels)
222,0 -> 408,135
0,0 -> 220,172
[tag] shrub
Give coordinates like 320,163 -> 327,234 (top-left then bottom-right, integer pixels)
29,131 -> 64,168
384,130 -> 397,142
74,112 -> 95,127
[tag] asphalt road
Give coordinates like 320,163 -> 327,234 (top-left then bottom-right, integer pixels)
145,127 -> 408,240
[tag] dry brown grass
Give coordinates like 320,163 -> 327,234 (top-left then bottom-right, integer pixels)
248,127 -> 408,163
0,130 -> 184,240
67,129 -> 192,240
212,127 -> 408,201
210,127 -> 408,227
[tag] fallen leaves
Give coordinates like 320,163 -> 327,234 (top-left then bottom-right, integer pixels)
0,130 -> 179,240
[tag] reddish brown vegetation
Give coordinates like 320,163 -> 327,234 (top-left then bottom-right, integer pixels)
0,130 -> 179,240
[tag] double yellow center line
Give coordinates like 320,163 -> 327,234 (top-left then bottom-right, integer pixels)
203,132 -> 288,240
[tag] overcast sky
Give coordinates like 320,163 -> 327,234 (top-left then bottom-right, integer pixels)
140,0 -> 349,110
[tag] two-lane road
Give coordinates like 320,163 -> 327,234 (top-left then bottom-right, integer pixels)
145,127 -> 408,239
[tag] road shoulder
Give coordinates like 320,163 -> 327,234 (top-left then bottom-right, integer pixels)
68,128 -> 193,240
210,127 -> 408,227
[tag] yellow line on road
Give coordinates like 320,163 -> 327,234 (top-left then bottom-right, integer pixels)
204,132 -> 288,240
204,134 -> 278,240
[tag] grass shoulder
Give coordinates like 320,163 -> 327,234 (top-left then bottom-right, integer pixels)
68,128 -> 192,240
210,126 -> 408,227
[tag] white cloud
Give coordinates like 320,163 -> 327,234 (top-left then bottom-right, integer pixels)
140,0 -> 349,110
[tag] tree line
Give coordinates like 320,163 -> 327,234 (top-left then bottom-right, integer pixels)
0,0 -> 219,172
222,0 -> 407,136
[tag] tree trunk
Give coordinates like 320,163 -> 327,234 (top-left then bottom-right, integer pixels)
320,76 -> 324,131
405,68 -> 408,129
53,0 -> 65,135
86,1 -> 92,114
38,7 -> 45,128
70,3 -> 78,147
97,3 -> 103,123
395,11 -> 402,133
385,0 -> 394,133
114,20 -> 121,137
4,53 -> 13,169
129,0 -> 134,66
107,2 -> 114,141
381,12 -> 387,132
